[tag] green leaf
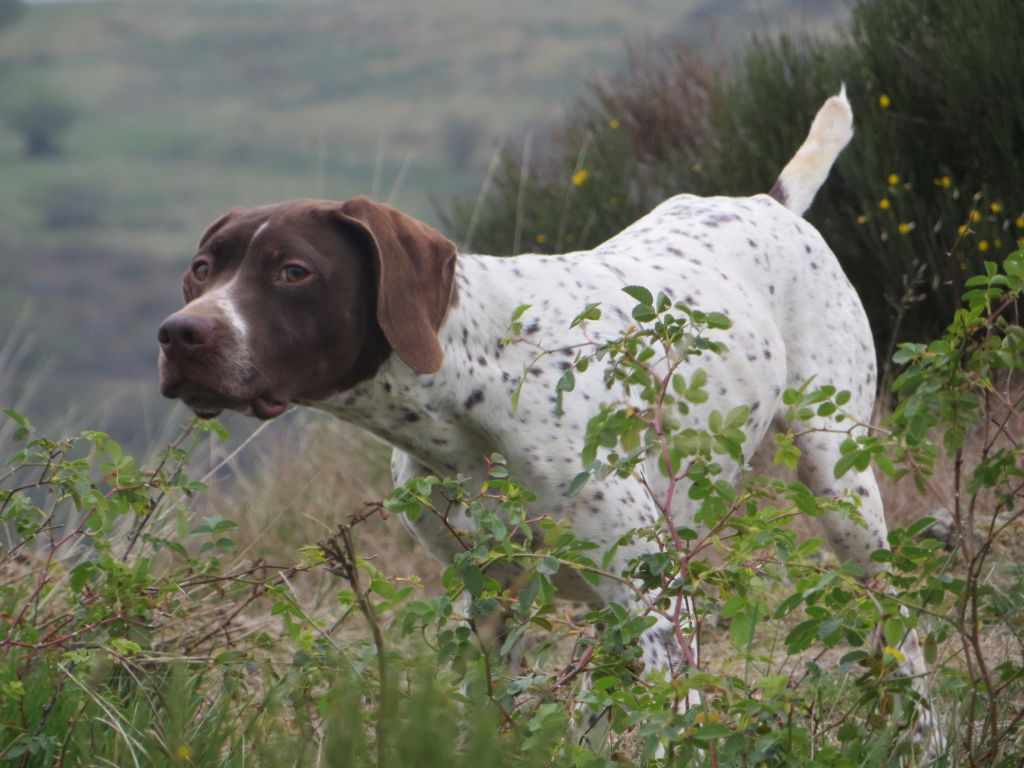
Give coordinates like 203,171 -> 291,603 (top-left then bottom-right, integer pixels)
833,453 -> 857,479
924,632 -> 937,665
728,613 -> 755,651
883,617 -> 904,648
2,408 -> 31,440
704,311 -> 732,330
197,419 -> 230,441
786,618 -> 821,653
510,303 -> 532,322
518,577 -> 541,614
708,410 -> 723,433
556,369 -> 575,394
69,561 -> 95,592
537,556 -> 559,576
566,471 -> 590,498
570,303 -> 601,328
632,304 -> 656,323
462,565 -> 484,598
692,722 -> 731,741
725,404 -> 750,430
622,285 -> 653,306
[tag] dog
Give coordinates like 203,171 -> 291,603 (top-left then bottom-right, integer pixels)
158,87 -> 937,751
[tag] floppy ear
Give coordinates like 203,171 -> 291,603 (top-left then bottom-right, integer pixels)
336,197 -> 457,374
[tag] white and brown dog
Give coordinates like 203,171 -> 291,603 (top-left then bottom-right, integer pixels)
158,89 -> 938,751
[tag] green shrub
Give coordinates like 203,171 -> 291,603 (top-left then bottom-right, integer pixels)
718,0 -> 1024,368
310,243 -> 1023,765
366,244 -> 1024,765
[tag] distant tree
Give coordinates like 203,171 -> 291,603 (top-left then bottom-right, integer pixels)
3,87 -> 78,158
0,0 -> 23,32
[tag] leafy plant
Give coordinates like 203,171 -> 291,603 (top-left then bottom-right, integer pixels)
4,253 -> 1024,765
320,245 -> 1024,765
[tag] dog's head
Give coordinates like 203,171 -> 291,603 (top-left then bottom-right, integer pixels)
158,197 -> 457,419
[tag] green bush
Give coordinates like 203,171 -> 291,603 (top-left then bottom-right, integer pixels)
718,0 -> 1024,369
326,242 -> 1024,765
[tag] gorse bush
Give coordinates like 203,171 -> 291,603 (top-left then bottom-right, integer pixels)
445,0 -> 1024,368
5,242 -> 1024,764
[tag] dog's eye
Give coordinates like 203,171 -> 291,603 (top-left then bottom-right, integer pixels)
279,264 -> 310,283
191,260 -> 210,281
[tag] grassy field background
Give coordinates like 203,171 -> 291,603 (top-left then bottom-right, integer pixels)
0,0 -> 846,447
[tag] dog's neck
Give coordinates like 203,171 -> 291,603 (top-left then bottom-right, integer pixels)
307,255 -> 527,475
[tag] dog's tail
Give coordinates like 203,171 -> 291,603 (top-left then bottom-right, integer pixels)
768,85 -> 853,217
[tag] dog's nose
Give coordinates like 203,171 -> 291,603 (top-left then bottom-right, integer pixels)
158,315 -> 214,357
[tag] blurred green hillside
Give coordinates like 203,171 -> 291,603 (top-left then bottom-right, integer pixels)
0,0 -> 846,446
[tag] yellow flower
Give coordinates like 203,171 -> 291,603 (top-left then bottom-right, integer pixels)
887,173 -> 900,186
970,210 -> 982,223
1016,216 -> 1024,229
879,94 -> 891,109
856,214 -> 870,224
534,233 -> 547,244
175,744 -> 194,761
898,222 -> 914,235
990,202 -> 1003,214
933,175 -> 952,189
978,240 -> 990,252
608,118 -> 620,130
995,238 -> 1003,248
878,198 -> 891,210
883,645 -> 905,662
957,224 -> 969,236
572,169 -> 588,187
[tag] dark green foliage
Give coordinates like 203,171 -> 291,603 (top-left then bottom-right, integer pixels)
446,0 -> 1024,365
722,0 -> 1024,364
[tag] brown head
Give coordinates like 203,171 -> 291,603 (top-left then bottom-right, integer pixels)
157,197 -> 457,420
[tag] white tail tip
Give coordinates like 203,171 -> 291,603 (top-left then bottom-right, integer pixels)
769,85 -> 853,216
